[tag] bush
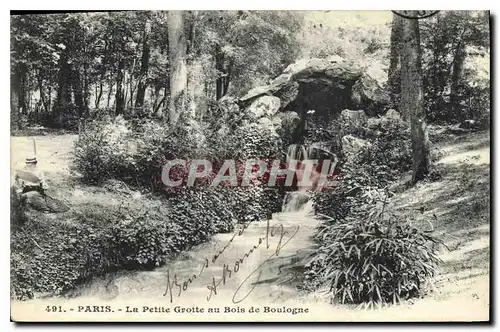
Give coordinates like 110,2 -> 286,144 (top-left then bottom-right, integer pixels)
132,119 -> 204,191
306,190 -> 443,307
11,213 -> 118,300
348,114 -> 413,185
225,121 -> 282,160
167,187 -> 236,240
72,116 -> 137,184
312,117 -> 411,219
111,208 -> 171,269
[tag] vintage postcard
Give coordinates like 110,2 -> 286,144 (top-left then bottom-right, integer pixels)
10,10 -> 490,322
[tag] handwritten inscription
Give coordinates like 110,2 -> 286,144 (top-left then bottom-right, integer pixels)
163,218 -> 300,304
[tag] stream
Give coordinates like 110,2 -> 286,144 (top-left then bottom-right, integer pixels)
59,190 -> 320,306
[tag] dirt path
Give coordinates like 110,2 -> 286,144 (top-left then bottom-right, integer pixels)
10,132 -> 490,322
10,134 -> 77,185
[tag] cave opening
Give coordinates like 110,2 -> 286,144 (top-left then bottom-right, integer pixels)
285,77 -> 357,145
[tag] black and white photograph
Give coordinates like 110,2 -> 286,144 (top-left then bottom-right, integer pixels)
9,9 -> 491,322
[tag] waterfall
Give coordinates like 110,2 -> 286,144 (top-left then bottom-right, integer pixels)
286,144 -> 309,163
282,190 -> 312,213
281,143 -> 337,213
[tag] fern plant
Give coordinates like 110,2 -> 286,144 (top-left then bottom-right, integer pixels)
306,190 -> 444,308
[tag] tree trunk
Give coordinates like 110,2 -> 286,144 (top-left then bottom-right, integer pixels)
55,50 -> 71,128
388,13 -> 404,106
71,67 -> 85,118
107,79 -> 114,109
167,11 -> 187,124
400,15 -> 430,184
47,81 -> 52,114
37,71 -> 49,113
115,59 -> 125,115
127,59 -> 137,108
95,39 -> 108,109
153,84 -> 161,112
215,44 -> 231,100
11,66 -> 21,131
83,61 -> 90,113
450,41 -> 466,116
135,20 -> 151,108
96,81 -> 104,109
186,14 -> 198,118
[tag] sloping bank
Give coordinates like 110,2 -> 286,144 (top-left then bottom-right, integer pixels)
11,184 -> 281,300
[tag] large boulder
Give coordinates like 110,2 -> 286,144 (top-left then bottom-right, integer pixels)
384,108 -> 402,120
274,81 -> 299,110
340,109 -> 368,124
341,135 -> 372,160
339,109 -> 369,136
246,96 -> 281,120
288,57 -> 362,83
277,111 -> 301,138
351,74 -> 390,116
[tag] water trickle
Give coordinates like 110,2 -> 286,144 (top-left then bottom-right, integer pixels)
282,190 -> 312,213
286,144 -> 309,163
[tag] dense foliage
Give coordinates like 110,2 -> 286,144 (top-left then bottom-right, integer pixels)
10,11 -> 301,131
306,189 -> 443,307
308,112 -> 441,305
419,11 -> 490,125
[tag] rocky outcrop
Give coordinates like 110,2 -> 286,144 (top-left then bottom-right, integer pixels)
339,109 -> 368,126
351,74 -> 390,116
240,57 -> 387,113
239,57 -> 389,141
341,135 -> 372,161
246,96 -> 281,120
385,108 -> 402,120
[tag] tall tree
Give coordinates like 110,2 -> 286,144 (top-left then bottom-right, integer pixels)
400,15 -> 430,183
135,18 -> 151,108
10,66 -> 21,130
115,58 -> 126,115
450,40 -> 466,113
215,43 -> 231,100
388,13 -> 404,106
166,11 -> 188,124
71,67 -> 85,117
55,47 -> 71,127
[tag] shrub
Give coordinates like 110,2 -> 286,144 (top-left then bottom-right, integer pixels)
227,121 -> 282,160
306,190 -> 443,307
72,115 -> 211,190
10,215 -> 118,300
112,208 -> 170,269
312,141 -> 400,221
167,187 -> 236,242
132,119 -> 204,191
72,116 -> 137,184
346,114 -> 412,187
